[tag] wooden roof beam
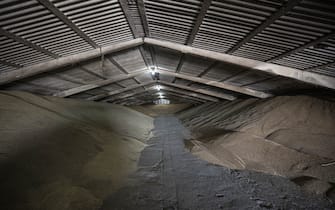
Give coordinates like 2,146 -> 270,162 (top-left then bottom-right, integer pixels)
0,38 -> 143,86
144,38 -> 335,90
226,0 -> 302,54
53,69 -> 146,97
159,81 -> 235,101
37,0 -> 99,48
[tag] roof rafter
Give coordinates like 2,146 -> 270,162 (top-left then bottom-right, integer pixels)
116,91 -> 202,105
185,60 -> 218,87
119,1 -> 151,88
159,81 -> 235,101
91,77 -> 235,102
305,61 -> 335,72
156,85 -> 219,102
145,38 -> 335,90
226,0 -> 302,54
197,61 -> 217,77
4,37 -> 334,98
137,0 -> 150,37
79,66 -> 107,80
0,28 -> 58,58
111,91 -> 158,104
137,0 -> 157,75
161,91 -> 206,103
158,69 -> 271,98
187,0 -> 212,45
98,85 -> 207,104
119,0 -> 141,38
0,59 -> 22,68
89,81 -> 155,101
267,32 -> 335,62
37,0 -> 99,48
105,84 -> 219,103
52,67 -> 268,98
53,70 -> 146,97
112,90 -> 201,105
105,89 -> 149,103
112,91 -> 155,104
106,55 -> 129,74
172,0 -> 212,81
171,53 -> 185,83
0,38 -> 143,85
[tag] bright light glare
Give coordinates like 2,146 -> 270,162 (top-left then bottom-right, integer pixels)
158,92 -> 164,98
154,99 -> 170,105
149,66 -> 157,75
155,85 -> 161,91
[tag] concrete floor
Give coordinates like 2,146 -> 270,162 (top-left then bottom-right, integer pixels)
101,116 -> 333,210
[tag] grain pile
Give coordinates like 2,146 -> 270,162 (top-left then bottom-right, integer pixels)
0,91 -> 153,210
178,96 -> 335,196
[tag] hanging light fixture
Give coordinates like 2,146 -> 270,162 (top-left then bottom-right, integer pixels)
149,66 -> 157,75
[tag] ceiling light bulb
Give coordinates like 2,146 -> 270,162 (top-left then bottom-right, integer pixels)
149,66 -> 157,75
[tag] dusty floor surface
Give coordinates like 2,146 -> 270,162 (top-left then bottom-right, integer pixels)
101,116 -> 334,210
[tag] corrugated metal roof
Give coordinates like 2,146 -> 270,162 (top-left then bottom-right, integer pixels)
0,0 -> 334,105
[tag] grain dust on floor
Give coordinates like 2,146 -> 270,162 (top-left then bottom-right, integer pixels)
101,116 -> 334,210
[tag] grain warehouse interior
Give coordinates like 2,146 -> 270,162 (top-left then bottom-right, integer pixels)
0,0 -> 335,209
